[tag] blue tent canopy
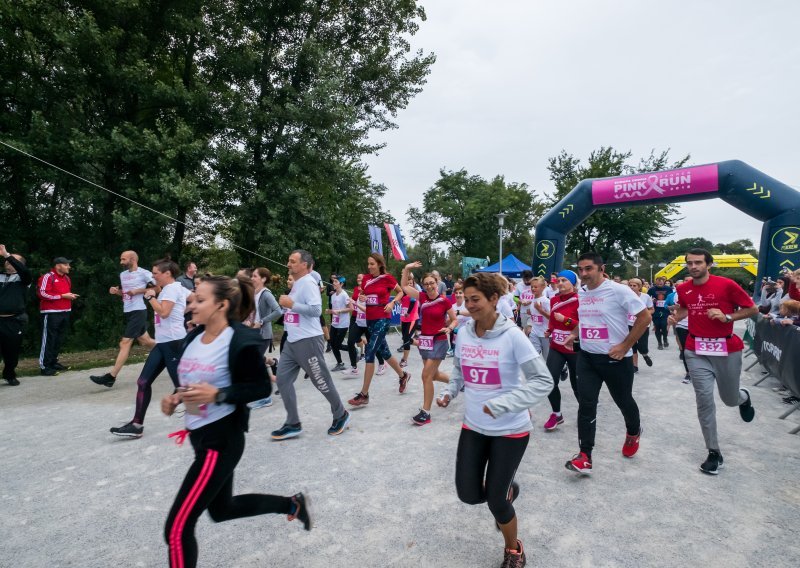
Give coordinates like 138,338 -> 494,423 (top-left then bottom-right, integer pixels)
475,254 -> 532,278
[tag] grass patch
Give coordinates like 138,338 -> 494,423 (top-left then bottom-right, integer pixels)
17,345 -> 151,377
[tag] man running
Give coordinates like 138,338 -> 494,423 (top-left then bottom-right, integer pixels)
37,256 -> 78,376
90,250 -> 157,387
648,276 -> 672,349
0,244 -> 32,386
514,270 -> 535,335
565,253 -> 651,475
271,250 -> 350,440
668,248 -> 757,475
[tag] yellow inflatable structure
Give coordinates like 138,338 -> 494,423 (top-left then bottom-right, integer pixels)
654,254 -> 758,280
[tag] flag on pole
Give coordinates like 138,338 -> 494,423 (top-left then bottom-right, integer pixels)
368,225 -> 383,255
384,223 -> 408,261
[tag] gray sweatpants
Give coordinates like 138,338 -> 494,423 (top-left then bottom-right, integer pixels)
685,349 -> 746,450
528,333 -> 550,360
277,335 -> 346,425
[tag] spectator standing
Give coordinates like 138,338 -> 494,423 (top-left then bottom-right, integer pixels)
37,256 -> 78,376
0,244 -> 32,385
177,262 -> 198,291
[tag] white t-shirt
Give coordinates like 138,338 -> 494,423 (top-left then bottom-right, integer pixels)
453,301 -> 471,329
456,326 -> 538,433
496,293 -> 516,318
530,295 -> 549,336
515,282 -> 534,316
545,285 -> 558,299
178,327 -> 235,430
331,290 -> 351,329
155,282 -> 189,342
119,268 -> 155,313
627,292 -> 653,325
285,273 -> 323,342
577,280 -> 646,356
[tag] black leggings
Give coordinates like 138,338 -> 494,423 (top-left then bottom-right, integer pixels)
346,321 -> 384,368
653,316 -> 669,345
133,340 -> 182,424
546,349 -> 578,413
329,327 -> 348,365
401,320 -> 417,352
165,414 -> 293,568
674,327 -> 689,373
455,428 -> 529,525
576,352 -> 640,457
630,326 -> 650,355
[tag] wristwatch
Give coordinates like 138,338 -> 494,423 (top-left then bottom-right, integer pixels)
724,314 -> 733,323
215,389 -> 228,404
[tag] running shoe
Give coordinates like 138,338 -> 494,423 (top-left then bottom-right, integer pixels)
622,428 -> 642,458
559,367 -> 568,382
288,492 -> 312,530
501,539 -> 526,568
633,365 -> 639,373
643,354 -> 653,367
399,372 -> 411,394
330,363 -> 346,372
682,374 -> 691,384
657,344 -> 664,350
110,421 -> 143,438
376,363 -> 387,375
396,346 -> 404,353
348,392 -> 370,406
5,376 -> 20,386
328,410 -> 351,436
782,395 -> 800,405
248,397 -> 273,409
447,348 -> 455,358
663,340 -> 669,348
90,373 -> 116,388
346,366 -> 359,375
700,450 -> 724,475
54,362 -> 70,371
325,343 -> 332,353
40,368 -> 59,376
565,452 -> 592,475
411,409 -> 431,426
271,423 -> 303,440
543,413 -> 564,431
738,388 -> 755,422
399,359 -> 408,368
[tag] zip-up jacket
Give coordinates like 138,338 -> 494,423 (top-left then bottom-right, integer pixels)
37,269 -> 72,313
179,321 -> 270,432
0,256 -> 33,315
547,291 -> 580,354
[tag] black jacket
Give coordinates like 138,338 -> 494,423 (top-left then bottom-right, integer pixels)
0,256 -> 32,315
179,321 -> 271,432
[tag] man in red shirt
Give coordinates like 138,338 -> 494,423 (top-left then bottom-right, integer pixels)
669,249 -> 758,475
37,257 -> 79,375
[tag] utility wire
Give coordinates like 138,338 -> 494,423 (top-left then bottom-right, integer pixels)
0,138 -> 286,269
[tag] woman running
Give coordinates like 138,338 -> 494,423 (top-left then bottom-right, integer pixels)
541,270 -> 580,431
162,276 -> 310,568
344,273 -> 385,375
401,261 -> 457,425
437,273 -> 552,568
348,254 -> 411,407
627,278 -> 654,373
398,272 -> 420,367
666,280 -> 691,383
248,267 -> 282,409
110,258 -> 190,438
326,277 -> 351,371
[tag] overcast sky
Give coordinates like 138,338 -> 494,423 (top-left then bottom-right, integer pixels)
364,0 -> 800,254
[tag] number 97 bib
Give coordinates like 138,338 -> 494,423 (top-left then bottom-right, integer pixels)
462,362 -> 501,390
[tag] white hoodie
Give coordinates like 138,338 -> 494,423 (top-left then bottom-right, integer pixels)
442,315 -> 553,436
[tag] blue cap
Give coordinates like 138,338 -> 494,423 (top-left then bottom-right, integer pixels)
338,276 -> 346,284
557,270 -> 578,285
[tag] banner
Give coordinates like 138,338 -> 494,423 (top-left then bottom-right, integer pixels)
384,223 -> 408,261
368,225 -> 383,255
591,164 -> 719,205
753,316 -> 800,397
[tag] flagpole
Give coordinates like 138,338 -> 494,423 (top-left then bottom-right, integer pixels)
497,213 -> 506,276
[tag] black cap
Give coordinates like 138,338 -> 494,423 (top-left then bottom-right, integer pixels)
53,257 -> 72,265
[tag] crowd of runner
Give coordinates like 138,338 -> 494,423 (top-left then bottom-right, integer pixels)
2,243 -> 795,568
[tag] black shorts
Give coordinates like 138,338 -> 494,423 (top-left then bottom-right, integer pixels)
122,310 -> 148,339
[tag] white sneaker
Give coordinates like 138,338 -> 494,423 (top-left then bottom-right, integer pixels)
347,367 -> 359,375
376,363 -> 387,375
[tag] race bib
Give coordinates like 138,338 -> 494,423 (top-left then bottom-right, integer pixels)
580,325 -> 609,342
122,292 -> 132,301
532,315 -> 544,325
695,338 -> 728,357
365,294 -> 379,306
284,312 -> 300,326
627,313 -> 636,325
401,306 -> 409,317
552,329 -> 572,346
356,310 -> 366,325
154,314 -> 161,325
332,314 -> 340,326
418,335 -> 434,351
462,362 -> 501,390
656,300 -> 666,308
521,292 -> 534,302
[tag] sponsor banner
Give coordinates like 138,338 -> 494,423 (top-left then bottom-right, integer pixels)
753,316 -> 800,397
368,225 -> 383,255
591,164 -> 719,205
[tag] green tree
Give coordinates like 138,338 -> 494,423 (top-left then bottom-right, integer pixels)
547,148 -> 688,260
407,169 -> 545,262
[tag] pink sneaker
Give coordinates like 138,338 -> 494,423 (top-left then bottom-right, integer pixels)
543,413 -> 564,431
376,363 -> 386,375
347,367 -> 359,375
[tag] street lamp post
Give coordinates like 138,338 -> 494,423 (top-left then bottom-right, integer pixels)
631,249 -> 642,277
497,213 -> 506,276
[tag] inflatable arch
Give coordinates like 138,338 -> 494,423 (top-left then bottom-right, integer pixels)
533,161 -> 800,288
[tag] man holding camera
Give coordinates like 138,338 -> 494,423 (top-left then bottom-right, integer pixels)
0,244 -> 32,386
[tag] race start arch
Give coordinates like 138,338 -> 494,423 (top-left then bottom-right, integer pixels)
533,160 -> 800,285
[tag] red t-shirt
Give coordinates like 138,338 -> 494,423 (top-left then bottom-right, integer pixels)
418,294 -> 452,339
547,292 -> 579,354
677,274 -> 755,353
400,295 -> 419,323
362,273 -> 398,320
